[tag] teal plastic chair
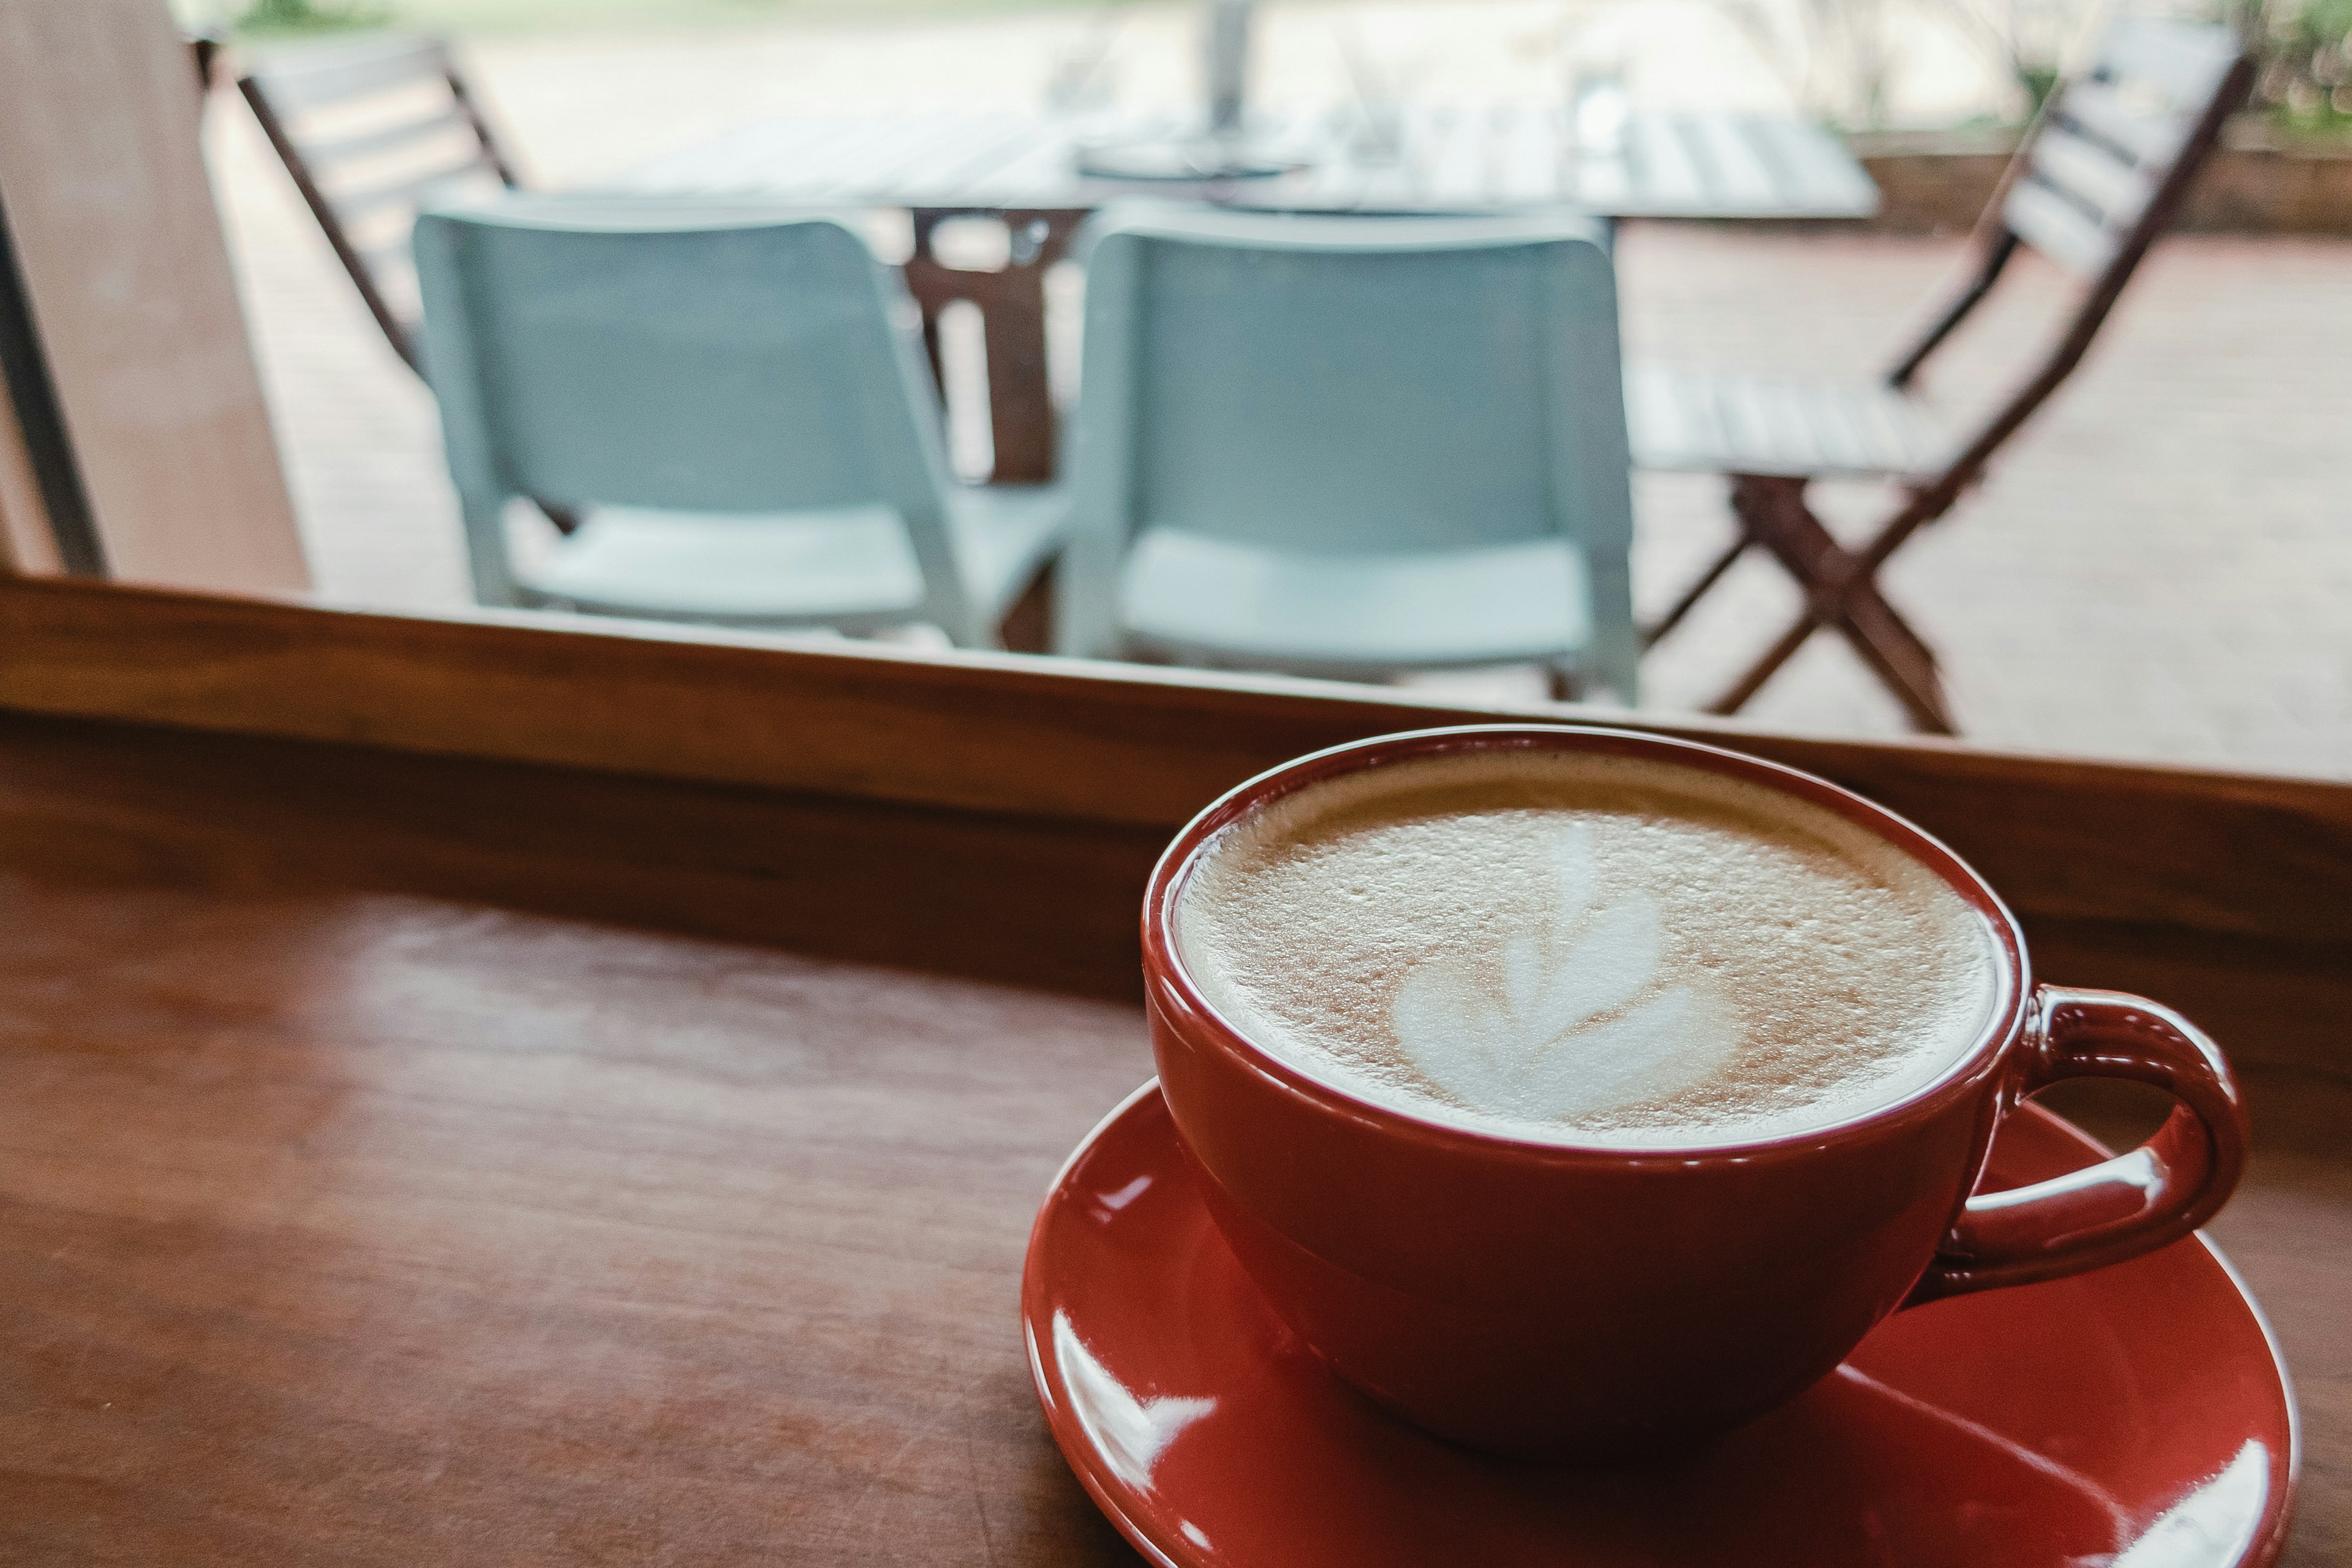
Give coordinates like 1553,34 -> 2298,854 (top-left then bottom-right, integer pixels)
413,200 -> 1065,647
1054,206 -> 1638,701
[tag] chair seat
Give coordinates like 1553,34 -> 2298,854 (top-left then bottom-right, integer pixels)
1626,364 -> 1952,481
1119,528 -> 1594,676
519,485 -> 1066,631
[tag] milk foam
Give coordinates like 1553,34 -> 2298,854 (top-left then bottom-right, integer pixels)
1174,748 -> 2001,1147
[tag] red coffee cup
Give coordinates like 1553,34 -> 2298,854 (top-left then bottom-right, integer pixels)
1144,725 -> 2248,1456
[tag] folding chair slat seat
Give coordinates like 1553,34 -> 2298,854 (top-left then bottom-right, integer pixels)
2000,178 -> 2122,275
1627,368 -> 1950,482
1628,18 -> 2253,733
242,37 -> 466,113
413,206 -> 1066,648
239,34 -> 519,372
2029,126 -> 2157,230
2098,17 -> 2250,99
1055,206 -> 1640,702
335,159 -> 500,222
352,236 -> 416,278
305,113 -> 480,167
2057,81 -> 2193,167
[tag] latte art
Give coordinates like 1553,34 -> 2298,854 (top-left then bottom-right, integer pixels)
1390,824 -> 1738,1128
1174,748 -> 2000,1147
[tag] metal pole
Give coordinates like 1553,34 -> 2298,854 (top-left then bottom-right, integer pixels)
1204,0 -> 1254,136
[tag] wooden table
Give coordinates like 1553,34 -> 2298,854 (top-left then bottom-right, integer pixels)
616,107 -> 1877,221
608,107 -> 1879,482
0,577 -> 2342,1565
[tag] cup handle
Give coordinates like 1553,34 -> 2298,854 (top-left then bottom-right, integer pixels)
1905,985 -> 2249,1306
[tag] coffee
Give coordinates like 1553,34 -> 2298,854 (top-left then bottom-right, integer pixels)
1174,747 -> 2000,1147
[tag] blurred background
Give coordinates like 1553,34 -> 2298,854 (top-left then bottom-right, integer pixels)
177,0 -> 2350,771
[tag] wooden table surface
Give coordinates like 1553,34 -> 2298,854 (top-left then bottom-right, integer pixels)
0,709 -> 2340,1565
0,579 -> 2345,1564
0,717 -> 1150,1565
612,106 -> 1880,222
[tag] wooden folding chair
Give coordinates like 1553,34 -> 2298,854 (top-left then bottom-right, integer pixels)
238,34 -> 519,375
236,36 -> 591,533
1630,19 -> 2253,734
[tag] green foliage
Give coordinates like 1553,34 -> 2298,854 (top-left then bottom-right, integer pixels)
2016,62 -> 2062,115
236,0 -> 392,34
231,0 -> 1129,36
2230,0 -> 2352,135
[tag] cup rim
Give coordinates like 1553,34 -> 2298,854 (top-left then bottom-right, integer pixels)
1142,724 -> 2031,1162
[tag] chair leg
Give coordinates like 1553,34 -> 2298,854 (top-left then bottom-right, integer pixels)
1836,589 -> 1954,734
1708,614 -> 1815,717
1706,592 -> 1951,734
1709,476 -> 1954,734
1706,477 -> 1826,712
997,559 -> 1055,655
1644,529 -> 1748,649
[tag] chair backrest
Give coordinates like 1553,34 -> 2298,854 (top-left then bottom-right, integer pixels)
1880,18 -> 2250,519
1066,206 -> 1633,562
239,34 -> 516,370
415,203 -> 956,518
413,201 -> 965,616
2002,18 -> 2248,278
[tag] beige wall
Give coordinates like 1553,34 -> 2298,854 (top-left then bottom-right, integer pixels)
0,0 -> 307,594
0,371 -> 62,575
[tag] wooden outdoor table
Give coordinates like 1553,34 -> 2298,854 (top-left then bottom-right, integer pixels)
606,105 -> 1879,483
0,578 -> 2343,1565
615,107 -> 1876,221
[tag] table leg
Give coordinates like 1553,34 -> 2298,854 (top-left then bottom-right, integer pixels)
979,262 -> 1055,484
903,211 -> 1082,487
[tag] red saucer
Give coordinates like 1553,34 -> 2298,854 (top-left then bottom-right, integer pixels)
1023,1082 -> 2297,1568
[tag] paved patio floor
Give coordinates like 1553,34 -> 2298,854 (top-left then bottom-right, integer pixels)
205,16 -> 2352,778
